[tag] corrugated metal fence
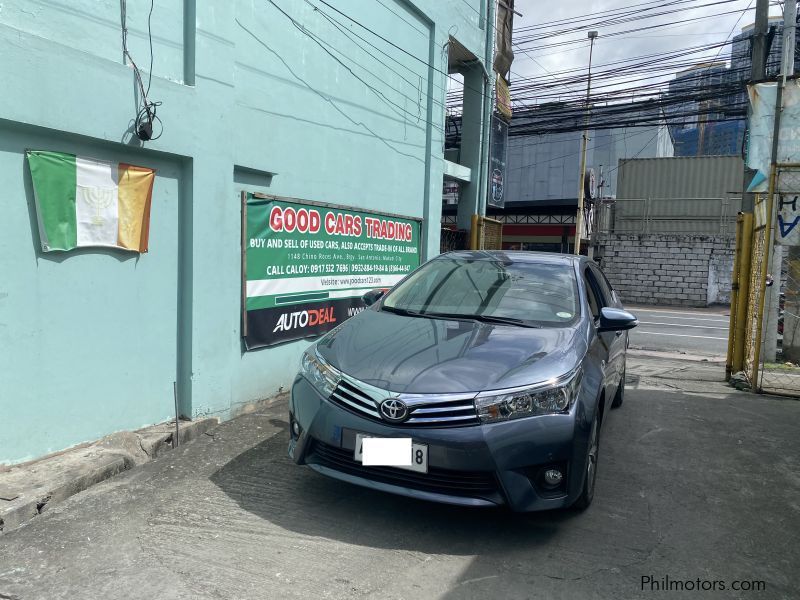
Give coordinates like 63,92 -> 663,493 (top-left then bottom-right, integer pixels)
616,156 -> 744,199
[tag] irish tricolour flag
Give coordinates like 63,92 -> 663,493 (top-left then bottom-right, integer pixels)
26,150 -> 156,253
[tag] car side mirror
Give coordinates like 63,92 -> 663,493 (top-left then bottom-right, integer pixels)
362,288 -> 388,307
597,307 -> 638,332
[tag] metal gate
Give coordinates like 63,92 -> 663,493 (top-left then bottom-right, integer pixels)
742,194 -> 769,388
735,168 -> 800,396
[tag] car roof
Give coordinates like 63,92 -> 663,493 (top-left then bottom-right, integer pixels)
437,250 -> 586,266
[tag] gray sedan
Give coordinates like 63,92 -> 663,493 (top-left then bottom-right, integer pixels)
288,251 -> 637,511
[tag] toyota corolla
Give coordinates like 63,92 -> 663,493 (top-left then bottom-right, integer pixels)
287,251 -> 637,511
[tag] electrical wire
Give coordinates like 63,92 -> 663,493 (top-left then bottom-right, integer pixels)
121,0 -> 162,141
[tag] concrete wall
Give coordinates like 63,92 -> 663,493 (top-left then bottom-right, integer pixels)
0,0 -> 491,464
598,234 -> 735,307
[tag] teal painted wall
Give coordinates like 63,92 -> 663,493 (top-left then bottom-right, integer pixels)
0,0 -> 491,463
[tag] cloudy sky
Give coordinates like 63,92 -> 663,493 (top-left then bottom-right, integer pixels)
509,0 -> 783,95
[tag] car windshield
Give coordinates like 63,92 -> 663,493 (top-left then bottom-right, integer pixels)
382,256 -> 579,327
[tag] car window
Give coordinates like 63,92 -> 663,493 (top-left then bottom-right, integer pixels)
583,269 -> 602,321
382,256 -> 580,327
590,264 -> 613,306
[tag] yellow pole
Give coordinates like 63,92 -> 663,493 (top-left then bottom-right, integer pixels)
752,176 -> 777,390
470,214 -> 479,250
732,212 -> 754,374
726,214 -> 744,380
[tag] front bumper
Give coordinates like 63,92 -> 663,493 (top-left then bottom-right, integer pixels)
289,376 -> 592,512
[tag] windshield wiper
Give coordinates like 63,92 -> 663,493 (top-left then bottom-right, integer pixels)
423,312 -> 541,328
382,306 -> 478,323
381,305 -> 430,318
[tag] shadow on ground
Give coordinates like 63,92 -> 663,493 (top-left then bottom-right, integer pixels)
209,423 -> 572,557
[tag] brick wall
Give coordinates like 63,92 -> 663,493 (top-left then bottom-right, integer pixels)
597,234 -> 735,307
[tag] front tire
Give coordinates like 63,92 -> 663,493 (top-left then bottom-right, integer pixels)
572,414 -> 599,511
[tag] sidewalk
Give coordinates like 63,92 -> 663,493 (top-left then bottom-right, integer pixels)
626,350 -> 732,396
0,418 -> 217,533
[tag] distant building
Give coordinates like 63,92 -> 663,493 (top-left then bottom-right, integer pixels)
503,105 -> 673,204
441,104 -> 673,253
666,17 -> 797,157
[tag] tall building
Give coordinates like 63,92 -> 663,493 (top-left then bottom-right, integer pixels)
666,17 -> 797,157
664,62 -> 738,156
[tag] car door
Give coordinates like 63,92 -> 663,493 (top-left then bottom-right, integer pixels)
589,264 -> 627,392
582,267 -> 615,403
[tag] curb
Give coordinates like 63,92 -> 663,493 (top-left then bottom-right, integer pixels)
0,418 -> 218,534
628,347 -> 726,363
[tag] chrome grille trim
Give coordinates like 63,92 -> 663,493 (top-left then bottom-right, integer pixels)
410,405 -> 476,415
336,380 -> 376,405
330,391 -> 380,418
327,374 -> 480,427
407,414 -> 478,424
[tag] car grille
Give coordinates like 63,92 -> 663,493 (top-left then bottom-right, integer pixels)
307,440 -> 499,498
329,378 -> 480,427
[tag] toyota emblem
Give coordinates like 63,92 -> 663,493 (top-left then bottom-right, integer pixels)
379,398 -> 409,423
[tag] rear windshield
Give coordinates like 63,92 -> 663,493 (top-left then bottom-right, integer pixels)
383,256 -> 579,327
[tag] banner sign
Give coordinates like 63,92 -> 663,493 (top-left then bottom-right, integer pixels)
747,81 -> 800,193
496,75 -> 512,120
243,194 -> 421,349
488,114 -> 509,208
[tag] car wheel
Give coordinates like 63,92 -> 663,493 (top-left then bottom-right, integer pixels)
572,414 -> 599,511
611,366 -> 625,408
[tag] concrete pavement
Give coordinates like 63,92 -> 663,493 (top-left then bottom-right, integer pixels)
0,355 -> 798,600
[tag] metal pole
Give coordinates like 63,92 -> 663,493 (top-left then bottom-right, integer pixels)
733,212 -> 754,374
726,214 -> 745,380
574,30 -> 598,255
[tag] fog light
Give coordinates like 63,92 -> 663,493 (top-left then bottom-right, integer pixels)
292,421 -> 301,436
544,468 -> 563,486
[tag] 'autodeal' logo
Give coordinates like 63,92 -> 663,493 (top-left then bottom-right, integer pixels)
273,307 -> 336,332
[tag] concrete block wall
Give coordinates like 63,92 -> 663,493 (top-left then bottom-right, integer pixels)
597,234 -> 735,307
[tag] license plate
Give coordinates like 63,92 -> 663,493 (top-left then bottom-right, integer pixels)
354,433 -> 428,474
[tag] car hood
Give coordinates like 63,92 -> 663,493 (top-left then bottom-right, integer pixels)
316,308 -> 587,394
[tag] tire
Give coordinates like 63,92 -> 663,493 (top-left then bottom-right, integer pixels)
572,414 -> 600,511
611,365 -> 625,409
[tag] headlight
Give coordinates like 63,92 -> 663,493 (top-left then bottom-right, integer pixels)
475,367 -> 583,423
300,349 -> 340,397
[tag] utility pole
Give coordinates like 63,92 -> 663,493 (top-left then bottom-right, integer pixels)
743,0 -> 772,213
574,30 -> 598,255
759,0 -> 796,368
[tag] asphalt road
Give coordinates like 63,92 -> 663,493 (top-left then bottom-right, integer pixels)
627,306 -> 730,357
